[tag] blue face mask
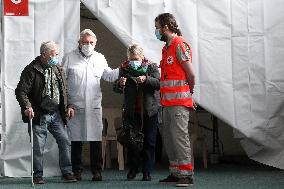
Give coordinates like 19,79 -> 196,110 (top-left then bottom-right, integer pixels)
48,56 -> 59,66
129,60 -> 142,70
155,29 -> 162,40
155,28 -> 167,42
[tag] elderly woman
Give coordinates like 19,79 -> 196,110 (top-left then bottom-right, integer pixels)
113,44 -> 160,181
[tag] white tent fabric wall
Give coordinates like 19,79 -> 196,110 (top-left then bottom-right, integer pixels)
0,1 -> 2,154
82,0 -> 284,169
0,0 -> 283,177
0,0 -> 80,177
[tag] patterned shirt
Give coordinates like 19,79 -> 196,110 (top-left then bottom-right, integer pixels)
43,67 -> 60,105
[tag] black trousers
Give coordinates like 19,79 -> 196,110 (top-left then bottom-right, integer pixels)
127,113 -> 159,174
71,141 -> 103,174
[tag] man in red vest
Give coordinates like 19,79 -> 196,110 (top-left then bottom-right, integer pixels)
154,13 -> 197,187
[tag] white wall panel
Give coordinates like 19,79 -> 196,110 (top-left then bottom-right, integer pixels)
0,0 -> 80,177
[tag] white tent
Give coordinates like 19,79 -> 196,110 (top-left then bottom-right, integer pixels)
1,0 -> 284,176
84,0 -> 284,169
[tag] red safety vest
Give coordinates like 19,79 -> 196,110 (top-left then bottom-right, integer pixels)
160,36 -> 193,108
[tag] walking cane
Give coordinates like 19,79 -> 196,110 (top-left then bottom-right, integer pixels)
29,118 -> 34,187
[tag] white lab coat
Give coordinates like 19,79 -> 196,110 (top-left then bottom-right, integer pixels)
61,48 -> 119,141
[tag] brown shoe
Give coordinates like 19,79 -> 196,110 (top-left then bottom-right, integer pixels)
73,170 -> 82,181
175,177 -> 194,187
159,174 -> 179,183
33,177 -> 45,184
62,173 -> 77,183
92,171 -> 102,181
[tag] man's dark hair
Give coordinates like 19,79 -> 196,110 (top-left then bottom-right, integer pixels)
155,13 -> 182,36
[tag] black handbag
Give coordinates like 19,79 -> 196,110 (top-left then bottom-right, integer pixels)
115,84 -> 144,152
116,120 -> 144,152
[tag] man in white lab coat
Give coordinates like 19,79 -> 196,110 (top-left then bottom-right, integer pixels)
61,29 -> 119,181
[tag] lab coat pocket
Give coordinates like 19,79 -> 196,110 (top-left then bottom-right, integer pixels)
67,68 -> 84,97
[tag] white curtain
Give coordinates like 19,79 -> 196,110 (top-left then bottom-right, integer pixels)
82,0 -> 284,169
0,0 -> 80,177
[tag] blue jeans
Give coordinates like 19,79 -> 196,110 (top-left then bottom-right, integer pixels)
29,111 -> 72,177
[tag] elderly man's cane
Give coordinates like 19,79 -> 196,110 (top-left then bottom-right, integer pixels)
29,118 -> 34,187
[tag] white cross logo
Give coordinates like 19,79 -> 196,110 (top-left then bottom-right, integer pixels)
11,0 -> 22,4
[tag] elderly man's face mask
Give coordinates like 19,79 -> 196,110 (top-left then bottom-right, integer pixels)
44,49 -> 59,65
80,35 -> 96,56
81,44 -> 94,56
48,56 -> 59,65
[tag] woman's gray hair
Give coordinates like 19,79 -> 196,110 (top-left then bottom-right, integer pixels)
79,29 -> 97,41
40,41 -> 59,55
127,44 -> 144,58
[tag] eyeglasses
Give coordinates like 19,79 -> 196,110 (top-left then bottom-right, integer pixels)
81,41 -> 96,45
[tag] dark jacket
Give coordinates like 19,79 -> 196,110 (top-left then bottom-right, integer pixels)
113,59 -> 160,118
15,56 -> 69,125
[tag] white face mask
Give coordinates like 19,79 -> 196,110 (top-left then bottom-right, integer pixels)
81,44 -> 94,56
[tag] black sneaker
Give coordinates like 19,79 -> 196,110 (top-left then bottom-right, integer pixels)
175,177 -> 194,187
92,171 -> 102,181
127,169 -> 137,181
62,173 -> 77,183
142,172 -> 151,181
33,177 -> 45,184
159,174 -> 179,183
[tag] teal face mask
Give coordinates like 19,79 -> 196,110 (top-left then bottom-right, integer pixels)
129,60 -> 142,70
48,56 -> 59,66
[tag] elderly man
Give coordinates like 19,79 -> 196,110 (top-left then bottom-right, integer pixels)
15,41 -> 77,184
61,29 -> 119,181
